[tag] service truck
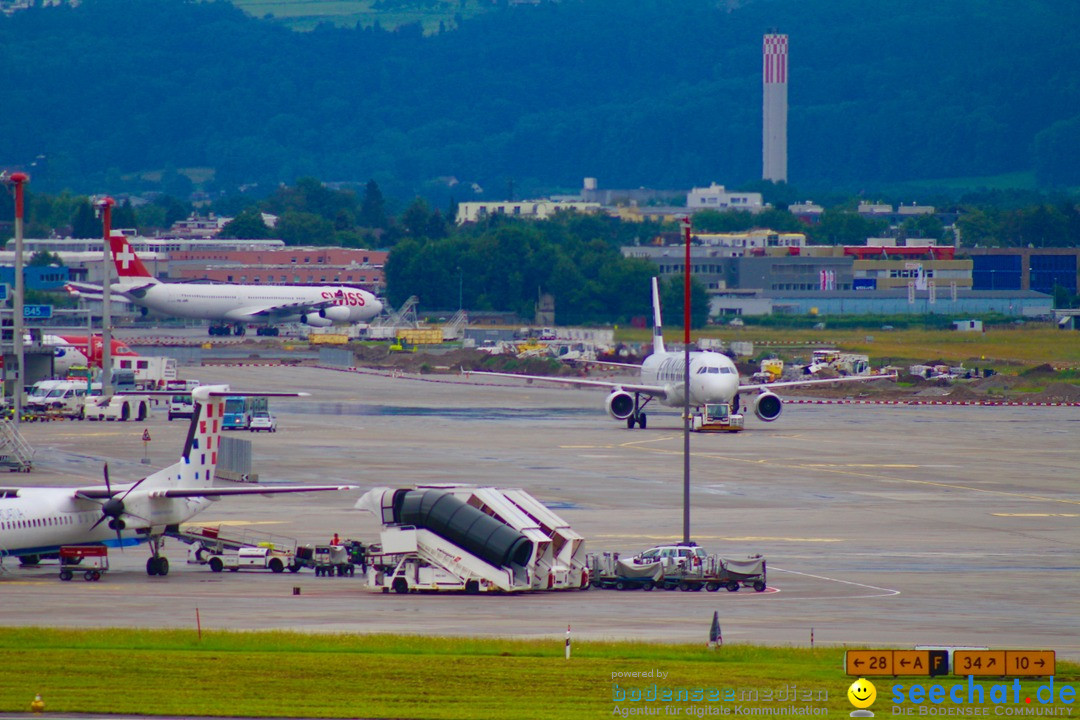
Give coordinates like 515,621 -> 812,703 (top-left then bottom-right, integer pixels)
204,546 -> 293,574
113,356 -> 178,390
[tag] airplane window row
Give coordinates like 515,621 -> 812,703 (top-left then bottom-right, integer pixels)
1,514 -> 83,530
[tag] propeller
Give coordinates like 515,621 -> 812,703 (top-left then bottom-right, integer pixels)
89,463 -> 150,547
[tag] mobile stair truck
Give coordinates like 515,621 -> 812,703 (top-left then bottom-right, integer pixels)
356,485 -> 588,593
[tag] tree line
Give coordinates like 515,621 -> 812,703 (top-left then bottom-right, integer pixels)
3,0 -> 1080,198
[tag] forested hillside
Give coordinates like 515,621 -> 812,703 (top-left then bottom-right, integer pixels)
2,0 -> 1079,199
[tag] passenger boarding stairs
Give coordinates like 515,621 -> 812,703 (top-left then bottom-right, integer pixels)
378,525 -> 525,592
0,418 -> 34,472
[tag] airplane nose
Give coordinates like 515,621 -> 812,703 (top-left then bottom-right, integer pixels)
370,297 -> 385,316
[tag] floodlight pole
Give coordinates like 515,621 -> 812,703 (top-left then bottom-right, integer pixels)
6,172 -> 29,425
96,197 -> 115,398
681,215 -> 692,544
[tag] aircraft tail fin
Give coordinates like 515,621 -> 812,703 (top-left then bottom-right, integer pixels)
651,276 -> 665,354
108,233 -> 158,282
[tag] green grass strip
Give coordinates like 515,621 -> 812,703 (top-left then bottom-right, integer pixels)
0,629 -> 1076,719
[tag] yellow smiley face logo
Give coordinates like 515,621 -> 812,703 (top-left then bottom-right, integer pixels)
848,678 -> 877,709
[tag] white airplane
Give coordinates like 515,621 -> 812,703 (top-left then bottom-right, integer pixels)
471,277 -> 896,429
0,384 -> 357,576
67,233 -> 383,336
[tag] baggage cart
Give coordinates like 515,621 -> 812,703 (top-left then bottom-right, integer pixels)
59,546 -> 108,582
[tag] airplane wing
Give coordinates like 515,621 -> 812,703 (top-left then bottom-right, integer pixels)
72,483 -> 357,500
224,298 -> 339,321
739,373 -> 898,392
153,484 -> 359,498
467,370 -> 669,398
64,281 -> 154,299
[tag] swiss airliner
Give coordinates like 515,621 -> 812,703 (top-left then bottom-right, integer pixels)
68,234 -> 383,335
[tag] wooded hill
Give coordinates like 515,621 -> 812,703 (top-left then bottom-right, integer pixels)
2,0 -> 1080,199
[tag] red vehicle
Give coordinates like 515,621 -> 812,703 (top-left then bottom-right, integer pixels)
59,545 -> 108,582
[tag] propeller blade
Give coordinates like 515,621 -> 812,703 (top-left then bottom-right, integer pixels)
103,463 -> 112,495
89,514 -> 109,532
119,475 -> 149,502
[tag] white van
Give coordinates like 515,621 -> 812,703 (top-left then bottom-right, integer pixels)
27,380 -> 100,417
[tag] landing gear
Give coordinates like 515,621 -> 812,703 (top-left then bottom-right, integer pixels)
626,393 -> 651,429
146,537 -> 169,577
255,326 -> 280,337
233,323 -> 246,336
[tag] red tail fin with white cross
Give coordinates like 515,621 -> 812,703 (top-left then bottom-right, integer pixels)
109,233 -> 157,281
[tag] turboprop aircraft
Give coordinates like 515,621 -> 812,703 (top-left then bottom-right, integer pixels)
66,233 -> 383,336
470,277 -> 896,429
0,385 -> 357,575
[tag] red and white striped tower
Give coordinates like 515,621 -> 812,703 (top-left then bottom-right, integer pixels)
762,32 -> 789,183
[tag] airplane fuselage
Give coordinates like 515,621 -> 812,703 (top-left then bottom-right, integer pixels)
640,350 -> 741,408
0,487 -> 213,557
133,284 -> 379,324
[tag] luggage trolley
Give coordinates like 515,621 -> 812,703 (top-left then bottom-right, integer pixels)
59,546 -> 108,582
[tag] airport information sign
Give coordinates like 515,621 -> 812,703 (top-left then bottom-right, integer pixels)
848,650 -> 1054,677
846,650 -> 949,677
23,304 -> 52,319
953,650 -> 1055,677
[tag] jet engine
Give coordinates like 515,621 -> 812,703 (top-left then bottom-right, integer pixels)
751,391 -> 783,422
319,305 -> 352,322
301,313 -> 333,327
605,391 -> 635,420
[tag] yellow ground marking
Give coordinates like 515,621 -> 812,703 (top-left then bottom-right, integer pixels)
594,534 -> 843,542
185,520 -> 286,527
614,438 -> 1080,507
991,513 -> 1079,517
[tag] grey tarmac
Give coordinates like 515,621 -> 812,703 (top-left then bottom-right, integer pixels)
3,364 -> 1078,659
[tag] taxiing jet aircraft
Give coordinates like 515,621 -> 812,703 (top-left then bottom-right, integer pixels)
67,234 -> 383,336
0,384 -> 357,575
471,278 -> 896,429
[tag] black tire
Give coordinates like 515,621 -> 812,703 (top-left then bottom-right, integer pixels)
209,557 -> 224,573
465,580 -> 480,594
705,582 -> 720,592
726,581 -> 740,592
753,580 -> 766,592
269,558 -> 285,574
639,413 -> 647,429
19,555 -> 41,566
158,557 -> 169,576
84,571 -> 94,581
615,580 -> 626,591
391,577 -> 409,594
146,557 -> 159,576
137,403 -> 147,421
664,583 -> 677,591
91,570 -> 102,581
120,403 -> 130,421
679,581 -> 691,592
168,414 -> 174,421
642,581 -> 654,591
289,564 -> 301,573
59,570 -> 73,581
626,416 -> 635,429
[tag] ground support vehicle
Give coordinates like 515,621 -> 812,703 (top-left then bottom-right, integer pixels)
171,524 -> 298,570
58,546 -> 107,581
356,485 -> 588,593
586,553 -> 662,590
691,403 -> 744,433
714,555 -> 767,592
83,393 -> 151,422
367,524 -> 527,594
293,544 -> 355,576
204,546 -> 293,573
